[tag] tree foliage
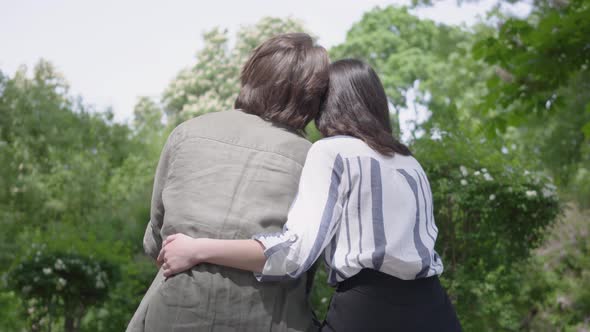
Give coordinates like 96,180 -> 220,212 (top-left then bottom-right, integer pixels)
329,6 -> 494,135
473,0 -> 590,190
0,62 -> 154,331
474,0 -> 590,122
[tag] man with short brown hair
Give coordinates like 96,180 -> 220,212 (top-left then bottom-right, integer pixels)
127,33 -> 329,332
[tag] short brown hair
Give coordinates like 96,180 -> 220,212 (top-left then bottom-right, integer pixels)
235,33 -> 329,131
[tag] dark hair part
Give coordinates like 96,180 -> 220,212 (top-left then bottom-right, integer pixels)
316,59 -> 412,156
235,33 -> 329,131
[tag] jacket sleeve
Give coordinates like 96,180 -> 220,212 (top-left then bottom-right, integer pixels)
143,131 -> 178,260
253,142 -> 346,281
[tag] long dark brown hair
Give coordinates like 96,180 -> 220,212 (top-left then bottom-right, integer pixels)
235,33 -> 330,131
316,59 -> 411,156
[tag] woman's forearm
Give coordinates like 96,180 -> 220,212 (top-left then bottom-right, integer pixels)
199,238 -> 267,273
158,234 -> 267,277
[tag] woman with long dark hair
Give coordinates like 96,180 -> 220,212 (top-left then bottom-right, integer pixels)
158,59 -> 462,331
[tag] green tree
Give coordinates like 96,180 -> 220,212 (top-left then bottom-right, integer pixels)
473,0 -> 590,195
0,61 -> 154,331
329,6 -> 494,136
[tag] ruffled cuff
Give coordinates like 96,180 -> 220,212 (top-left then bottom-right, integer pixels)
252,231 -> 299,282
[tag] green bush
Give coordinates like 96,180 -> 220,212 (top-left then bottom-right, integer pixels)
5,227 -> 128,332
0,63 -> 157,331
524,206 -> 590,331
413,132 -> 561,331
81,258 -> 154,332
569,167 -> 590,210
0,291 -> 25,331
8,250 -> 118,331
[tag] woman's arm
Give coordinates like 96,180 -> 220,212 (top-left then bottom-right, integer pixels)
158,234 -> 266,277
159,141 -> 345,280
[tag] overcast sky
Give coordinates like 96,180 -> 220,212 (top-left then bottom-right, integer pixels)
1,0 -> 517,124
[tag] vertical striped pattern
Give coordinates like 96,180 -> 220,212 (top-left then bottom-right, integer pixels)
370,158 -> 386,271
420,170 -> 439,237
255,137 -> 444,285
355,157 -> 367,268
397,169 -> 432,279
295,154 -> 344,276
343,159 -> 353,267
415,170 -> 436,244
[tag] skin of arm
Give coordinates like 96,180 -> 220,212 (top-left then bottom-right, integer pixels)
158,233 -> 266,277
158,141 -> 340,279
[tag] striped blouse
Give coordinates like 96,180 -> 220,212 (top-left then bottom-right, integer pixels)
253,136 -> 444,285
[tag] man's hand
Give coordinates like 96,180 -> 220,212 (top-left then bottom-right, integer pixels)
157,233 -> 204,277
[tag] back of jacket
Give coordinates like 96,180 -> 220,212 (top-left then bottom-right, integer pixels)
128,110 -> 315,332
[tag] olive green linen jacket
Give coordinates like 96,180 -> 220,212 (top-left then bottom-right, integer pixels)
127,110 -> 316,332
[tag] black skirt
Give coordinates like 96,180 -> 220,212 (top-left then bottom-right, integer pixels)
321,269 -> 462,332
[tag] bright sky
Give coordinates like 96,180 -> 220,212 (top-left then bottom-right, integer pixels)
1,0 -> 519,125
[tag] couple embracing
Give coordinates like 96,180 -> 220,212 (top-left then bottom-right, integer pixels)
127,33 -> 461,332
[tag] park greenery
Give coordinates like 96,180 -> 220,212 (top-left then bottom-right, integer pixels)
1,1 -> 589,331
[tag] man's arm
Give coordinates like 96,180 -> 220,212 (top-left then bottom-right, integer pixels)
143,133 -> 177,262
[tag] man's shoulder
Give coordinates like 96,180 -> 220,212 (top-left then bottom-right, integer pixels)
170,110 -> 312,166
173,109 -> 237,129
168,109 -> 249,141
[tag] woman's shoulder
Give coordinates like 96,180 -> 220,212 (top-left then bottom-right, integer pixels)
311,135 -> 362,153
310,136 -> 424,167
312,135 -> 398,161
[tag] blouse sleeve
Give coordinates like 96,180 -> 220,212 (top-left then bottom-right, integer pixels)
253,142 -> 346,281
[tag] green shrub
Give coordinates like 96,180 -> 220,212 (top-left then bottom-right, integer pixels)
0,291 -> 25,331
5,227 -> 127,332
524,206 -> 590,331
413,132 -> 561,331
81,257 -> 154,332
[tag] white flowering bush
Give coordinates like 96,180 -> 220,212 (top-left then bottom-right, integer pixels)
10,248 -> 115,296
6,229 -> 121,332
